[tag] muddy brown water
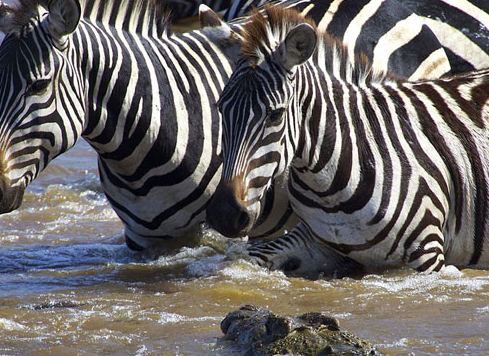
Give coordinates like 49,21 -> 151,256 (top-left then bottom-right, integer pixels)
1,142 -> 489,356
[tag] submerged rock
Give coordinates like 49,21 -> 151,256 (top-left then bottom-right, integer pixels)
221,305 -> 379,355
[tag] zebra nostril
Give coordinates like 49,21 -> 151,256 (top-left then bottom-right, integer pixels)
237,209 -> 250,230
206,182 -> 252,237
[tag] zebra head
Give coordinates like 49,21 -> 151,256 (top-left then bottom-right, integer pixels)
207,7 -> 317,237
0,0 -> 83,213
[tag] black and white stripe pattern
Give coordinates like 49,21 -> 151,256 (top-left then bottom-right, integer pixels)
228,0 -> 454,79
403,0 -> 489,73
208,6 -> 489,275
226,0 -> 489,78
0,0 -> 301,250
0,0 -> 486,254
221,1 -> 480,81
223,0 -> 268,20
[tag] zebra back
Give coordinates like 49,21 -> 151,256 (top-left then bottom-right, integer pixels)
403,0 -> 489,72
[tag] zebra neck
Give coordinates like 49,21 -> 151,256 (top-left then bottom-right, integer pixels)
71,21 -> 176,148
293,63 -> 380,205
69,18 -> 238,185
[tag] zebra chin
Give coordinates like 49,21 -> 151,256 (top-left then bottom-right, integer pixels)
0,181 -> 25,214
206,182 -> 255,238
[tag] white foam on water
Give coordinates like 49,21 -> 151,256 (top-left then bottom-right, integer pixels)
440,265 -> 464,277
186,255 -> 226,277
90,331 -> 133,343
378,337 -> 409,350
158,312 -> 186,324
218,260 -> 291,288
331,312 -> 353,319
0,318 -> 26,331
150,246 -> 218,269
0,235 -> 20,243
476,305 -> 489,314
158,312 -> 220,325
135,345 -> 148,356
69,309 -> 112,320
361,269 -> 489,296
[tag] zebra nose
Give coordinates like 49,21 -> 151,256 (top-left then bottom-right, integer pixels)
206,182 -> 251,238
0,176 -> 24,214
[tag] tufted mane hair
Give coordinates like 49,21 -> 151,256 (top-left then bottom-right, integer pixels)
241,5 -> 316,66
240,5 -> 388,85
0,0 -> 170,37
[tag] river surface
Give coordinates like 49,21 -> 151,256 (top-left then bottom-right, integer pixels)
1,143 -> 489,356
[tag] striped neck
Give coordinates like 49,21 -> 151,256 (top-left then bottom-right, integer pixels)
292,39 -> 392,194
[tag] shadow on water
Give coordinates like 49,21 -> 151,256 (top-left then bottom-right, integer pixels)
0,232 -> 231,298
0,239 -> 135,274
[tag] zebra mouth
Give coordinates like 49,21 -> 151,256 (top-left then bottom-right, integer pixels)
0,181 -> 25,214
206,183 -> 253,238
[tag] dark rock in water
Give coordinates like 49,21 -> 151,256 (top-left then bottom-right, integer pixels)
22,300 -> 85,311
221,305 -> 379,355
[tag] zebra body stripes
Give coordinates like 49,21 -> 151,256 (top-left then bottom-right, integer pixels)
2,0 -> 356,249
207,7 -> 489,275
222,0 -> 489,78
0,0 -> 458,251
0,0 -> 298,249
403,0 -> 489,73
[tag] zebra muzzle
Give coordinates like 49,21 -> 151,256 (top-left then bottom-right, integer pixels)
0,177 -> 24,214
206,182 -> 252,238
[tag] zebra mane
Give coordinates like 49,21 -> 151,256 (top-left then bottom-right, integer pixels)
241,6 -> 388,85
0,0 -> 170,38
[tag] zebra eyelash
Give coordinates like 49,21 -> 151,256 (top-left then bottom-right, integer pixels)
267,107 -> 285,125
26,78 -> 51,96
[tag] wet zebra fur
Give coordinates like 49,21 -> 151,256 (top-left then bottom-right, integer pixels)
207,6 -> 489,276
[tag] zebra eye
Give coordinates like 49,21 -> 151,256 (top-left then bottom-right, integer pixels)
267,108 -> 285,125
27,78 -> 51,95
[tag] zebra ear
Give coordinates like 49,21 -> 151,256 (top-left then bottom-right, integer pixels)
47,0 -> 81,39
198,4 -> 240,41
279,23 -> 317,71
199,5 -> 224,28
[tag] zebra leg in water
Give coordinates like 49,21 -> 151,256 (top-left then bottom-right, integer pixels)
246,223 -> 365,278
248,220 -> 447,275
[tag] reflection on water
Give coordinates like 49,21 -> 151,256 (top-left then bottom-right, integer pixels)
1,141 -> 489,355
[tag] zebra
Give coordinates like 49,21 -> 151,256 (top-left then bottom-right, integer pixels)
0,0 -> 299,251
221,0 -> 454,80
206,6 -> 489,276
300,0 -> 489,77
403,0 -> 489,73
222,0 -> 489,78
0,0 -> 457,252
222,0 -> 268,20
